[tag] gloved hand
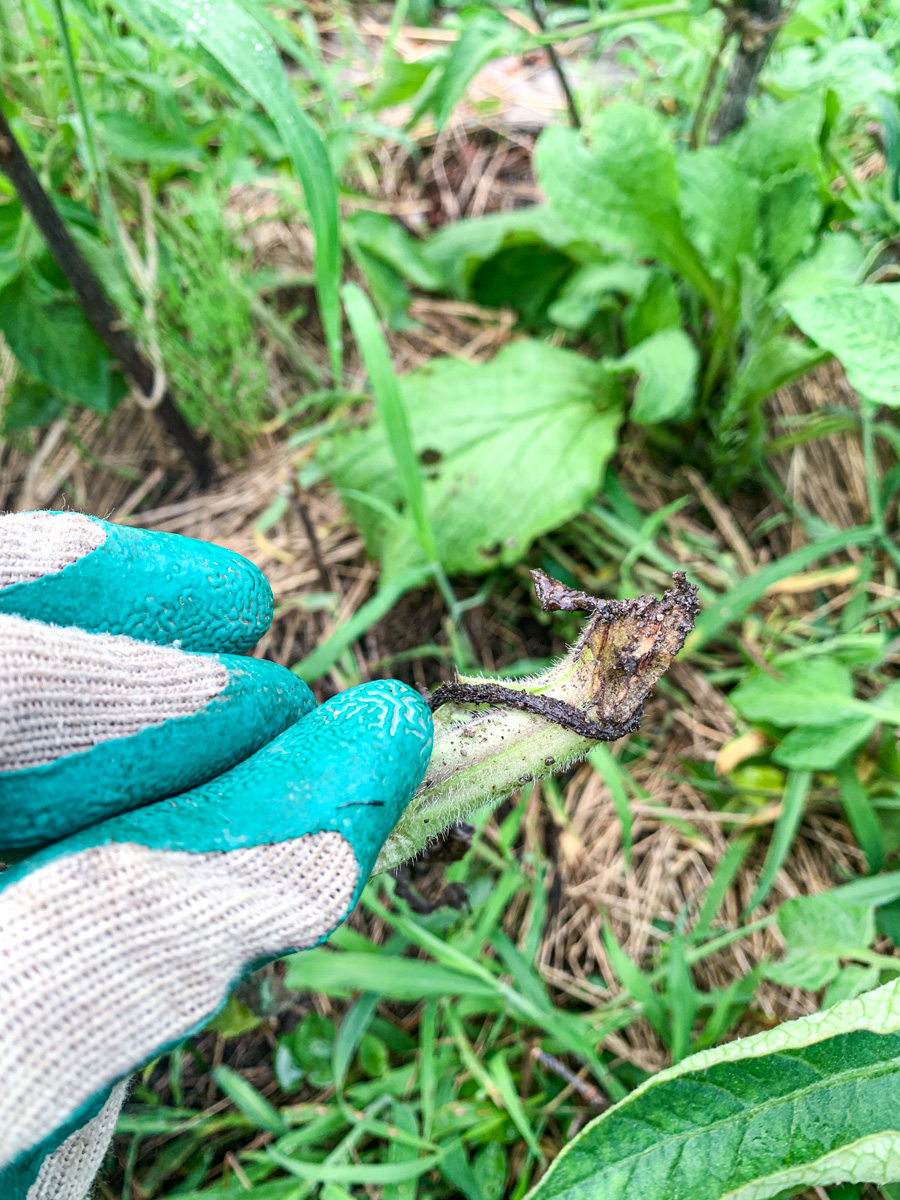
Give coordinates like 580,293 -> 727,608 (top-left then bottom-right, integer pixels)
0,511 -> 433,1199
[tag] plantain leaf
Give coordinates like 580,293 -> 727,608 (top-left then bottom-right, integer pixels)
535,105 -> 717,309
785,285 -> 900,409
323,340 -> 623,577
610,327 -> 699,424
528,978 -> 900,1200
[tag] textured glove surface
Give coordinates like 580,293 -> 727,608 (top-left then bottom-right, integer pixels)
0,511 -> 433,1194
0,511 -> 313,847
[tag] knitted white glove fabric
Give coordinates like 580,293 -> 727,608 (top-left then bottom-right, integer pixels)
26,1084 -> 129,1200
0,833 -> 358,1176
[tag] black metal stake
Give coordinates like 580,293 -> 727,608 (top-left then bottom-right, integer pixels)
0,107 -> 213,487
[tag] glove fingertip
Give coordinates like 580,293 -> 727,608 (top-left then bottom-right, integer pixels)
0,513 -> 274,653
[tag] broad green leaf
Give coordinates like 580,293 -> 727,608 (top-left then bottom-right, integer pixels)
130,0 -> 342,380
536,105 -> 680,259
778,892 -> 875,958
765,947 -> 841,989
729,657 -> 861,728
725,93 -> 825,181
785,286 -> 900,409
325,340 -> 623,576
623,272 -> 681,345
773,717 -> 877,769
610,327 -> 699,424
824,965 -> 881,1008
729,333 -> 828,412
473,1140 -> 507,1200
206,993 -> 261,1038
369,57 -> 434,110
548,262 -> 652,330
759,169 -> 823,283
473,245 -> 576,327
775,233 -> 865,304
2,377 -> 65,431
347,245 -> 416,330
528,973 -> 900,1200
358,1033 -> 389,1078
0,198 -> 22,293
676,148 -> 759,283
767,893 -> 875,990
0,275 -> 125,413
422,206 -> 583,298
536,107 -> 714,309
345,211 -> 442,292
290,1011 -> 336,1088
770,38 -> 894,115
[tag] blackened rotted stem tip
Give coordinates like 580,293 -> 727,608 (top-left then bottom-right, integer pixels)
530,568 -> 601,614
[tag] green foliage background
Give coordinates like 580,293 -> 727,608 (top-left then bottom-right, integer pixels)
5,0 -> 900,1195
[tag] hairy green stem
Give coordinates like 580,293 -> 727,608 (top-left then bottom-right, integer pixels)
374,571 -> 699,874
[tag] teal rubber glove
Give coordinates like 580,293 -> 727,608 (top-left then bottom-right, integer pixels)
0,511 -> 433,1199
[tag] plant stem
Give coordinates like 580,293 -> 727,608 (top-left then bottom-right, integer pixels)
49,0 -> 115,232
0,107 -> 213,485
374,572 -> 698,872
690,20 -> 731,149
524,1 -> 690,45
525,0 -> 581,129
708,0 -> 784,144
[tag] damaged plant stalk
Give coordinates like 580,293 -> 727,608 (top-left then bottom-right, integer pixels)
374,570 -> 699,873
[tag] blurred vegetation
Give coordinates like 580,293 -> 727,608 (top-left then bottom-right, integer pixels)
5,0 -> 900,1196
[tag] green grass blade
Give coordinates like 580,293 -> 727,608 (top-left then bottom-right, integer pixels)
284,948 -> 499,1000
687,526 -> 879,652
832,873 -> 900,907
602,925 -> 668,1038
332,993 -> 379,1095
666,935 -> 697,1063
693,834 -> 755,940
445,1006 -> 541,1158
292,563 -> 432,681
490,1049 -> 543,1160
589,745 -> 633,867
213,1065 -> 288,1137
342,281 -> 436,562
837,759 -> 885,875
746,769 -> 812,913
419,999 -> 438,1141
268,1145 -> 442,1183
133,0 -> 343,381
